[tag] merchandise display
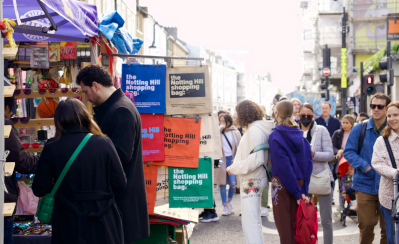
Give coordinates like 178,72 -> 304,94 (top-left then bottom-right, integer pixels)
13,222 -> 52,236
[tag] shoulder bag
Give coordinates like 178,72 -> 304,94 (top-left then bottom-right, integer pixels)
383,137 -> 399,220
308,126 -> 332,195
36,133 -> 93,224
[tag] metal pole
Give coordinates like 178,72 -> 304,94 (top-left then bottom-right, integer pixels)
360,62 -> 364,113
0,0 -> 5,241
342,7 -> 348,115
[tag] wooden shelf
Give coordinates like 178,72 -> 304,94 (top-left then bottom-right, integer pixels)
15,89 -> 82,99
4,162 -> 15,177
26,146 -> 44,153
4,86 -> 15,97
4,202 -> 16,217
4,125 -> 11,138
15,118 -> 54,127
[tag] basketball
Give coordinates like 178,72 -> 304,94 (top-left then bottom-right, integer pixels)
38,98 -> 58,118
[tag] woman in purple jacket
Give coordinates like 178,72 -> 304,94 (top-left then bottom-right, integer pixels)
269,100 -> 313,244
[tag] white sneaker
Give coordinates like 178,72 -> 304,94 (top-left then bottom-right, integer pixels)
350,200 -> 357,211
222,206 -> 230,216
261,207 -> 269,217
227,203 -> 235,214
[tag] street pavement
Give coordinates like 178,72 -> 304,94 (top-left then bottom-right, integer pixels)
190,182 -> 383,244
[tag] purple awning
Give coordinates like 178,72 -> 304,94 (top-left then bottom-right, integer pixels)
3,0 -> 98,42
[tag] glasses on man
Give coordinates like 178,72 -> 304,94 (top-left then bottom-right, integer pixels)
299,114 -> 313,119
370,104 -> 386,110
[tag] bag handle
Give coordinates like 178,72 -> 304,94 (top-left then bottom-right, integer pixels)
384,137 -> 397,169
49,133 -> 93,197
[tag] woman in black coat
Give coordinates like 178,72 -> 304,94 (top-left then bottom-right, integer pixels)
32,98 -> 127,244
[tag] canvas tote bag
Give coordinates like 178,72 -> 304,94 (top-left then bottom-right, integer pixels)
308,126 -> 331,195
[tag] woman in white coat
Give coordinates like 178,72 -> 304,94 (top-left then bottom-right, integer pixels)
226,100 -> 274,244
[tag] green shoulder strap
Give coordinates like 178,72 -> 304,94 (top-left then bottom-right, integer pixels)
49,133 -> 93,197
250,143 -> 269,154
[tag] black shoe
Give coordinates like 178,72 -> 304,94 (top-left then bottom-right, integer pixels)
332,200 -> 335,205
200,213 -> 219,223
199,211 -> 207,219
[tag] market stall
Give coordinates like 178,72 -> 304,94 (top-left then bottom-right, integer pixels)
0,0 -> 98,243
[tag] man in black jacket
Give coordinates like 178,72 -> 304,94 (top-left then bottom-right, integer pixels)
4,95 -> 38,244
77,65 -> 149,243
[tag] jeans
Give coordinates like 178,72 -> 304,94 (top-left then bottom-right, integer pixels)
380,205 -> 394,244
4,216 -> 13,244
220,156 -> 236,206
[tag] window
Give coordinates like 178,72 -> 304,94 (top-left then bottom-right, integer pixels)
117,0 -> 121,12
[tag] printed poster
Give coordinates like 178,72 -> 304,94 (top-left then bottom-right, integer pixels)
144,165 -> 157,214
165,65 -> 212,115
169,158 -> 214,208
122,64 -> 166,114
153,117 -> 201,168
156,166 -> 169,206
140,114 -> 165,162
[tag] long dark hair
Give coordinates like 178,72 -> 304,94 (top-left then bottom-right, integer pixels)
54,98 -> 104,138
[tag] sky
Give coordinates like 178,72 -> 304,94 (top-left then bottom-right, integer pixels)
140,0 -> 303,94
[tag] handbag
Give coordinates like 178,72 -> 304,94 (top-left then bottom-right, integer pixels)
383,137 -> 399,220
308,126 -> 332,195
36,133 -> 93,224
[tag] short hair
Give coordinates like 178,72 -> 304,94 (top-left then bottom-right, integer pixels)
322,101 -> 332,108
359,112 -> 369,118
235,100 -> 265,128
299,103 -> 315,113
76,64 -> 113,87
370,93 -> 391,106
290,97 -> 302,105
352,112 -> 358,117
4,95 -> 15,111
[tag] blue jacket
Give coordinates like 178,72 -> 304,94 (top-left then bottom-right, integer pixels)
269,125 -> 313,200
315,116 -> 342,137
343,119 -> 385,195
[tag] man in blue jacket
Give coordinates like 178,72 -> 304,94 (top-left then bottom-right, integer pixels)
315,101 -> 341,137
343,93 -> 390,244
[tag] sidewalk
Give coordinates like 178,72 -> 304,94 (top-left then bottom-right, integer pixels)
190,182 -> 383,243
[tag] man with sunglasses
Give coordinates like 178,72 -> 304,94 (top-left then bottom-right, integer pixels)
77,65 -> 149,243
344,93 -> 391,244
3,95 -> 39,244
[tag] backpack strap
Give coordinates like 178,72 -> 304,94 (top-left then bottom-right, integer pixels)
384,137 -> 397,169
250,143 -> 271,180
357,120 -> 368,155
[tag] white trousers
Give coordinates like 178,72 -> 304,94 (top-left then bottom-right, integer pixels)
240,177 -> 268,244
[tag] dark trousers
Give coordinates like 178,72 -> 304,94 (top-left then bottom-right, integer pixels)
204,200 -> 216,214
4,216 -> 13,244
272,176 -> 304,244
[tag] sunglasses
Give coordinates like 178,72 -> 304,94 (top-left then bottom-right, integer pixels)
22,143 -> 40,149
370,104 -> 386,110
14,89 -> 32,96
10,117 -> 30,124
38,88 -> 57,95
61,87 -> 80,93
16,173 -> 34,179
299,114 -> 314,119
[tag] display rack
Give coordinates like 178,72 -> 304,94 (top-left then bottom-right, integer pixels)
14,118 -> 54,127
4,125 -> 11,138
3,203 -> 16,217
4,86 -> 15,97
4,162 -> 15,176
14,89 -> 82,99
26,146 -> 44,153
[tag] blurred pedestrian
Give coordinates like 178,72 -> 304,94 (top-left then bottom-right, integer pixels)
332,115 -> 355,214
77,65 -> 149,242
357,112 -> 370,123
32,98 -> 126,244
269,100 -> 312,244
216,114 -> 241,216
344,93 -> 390,244
4,95 -> 39,244
290,98 -> 302,121
298,103 -> 334,244
352,112 -> 358,121
226,100 -> 274,244
371,101 -> 399,244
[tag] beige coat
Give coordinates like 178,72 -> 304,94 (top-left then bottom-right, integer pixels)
214,126 -> 242,185
228,120 -> 274,180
